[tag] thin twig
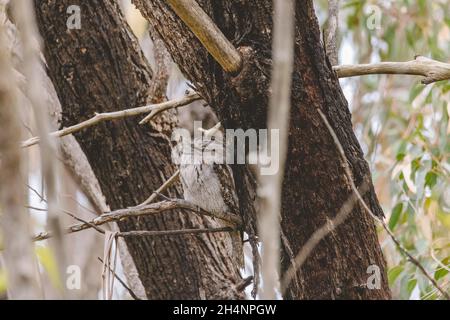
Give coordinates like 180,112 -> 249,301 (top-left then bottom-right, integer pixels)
430,243 -> 450,273
135,170 -> 180,206
281,108 -> 450,300
62,209 -> 106,236
334,56 -> 450,84
26,183 -> 47,203
236,276 -> 254,292
117,227 -> 234,238
97,257 -> 141,300
258,0 -> 295,299
60,194 -> 98,217
25,205 -> 47,212
382,225 -> 450,299
102,231 -> 118,300
281,180 -> 371,294
213,275 -> 254,299
32,199 -> 242,242
318,109 -> 449,300
21,93 -> 201,148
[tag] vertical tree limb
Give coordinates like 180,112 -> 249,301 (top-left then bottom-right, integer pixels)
258,0 -> 295,299
12,0 -> 68,297
0,16 -> 41,300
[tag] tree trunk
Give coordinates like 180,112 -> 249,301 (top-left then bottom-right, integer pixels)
133,0 -> 392,299
34,0 -> 242,299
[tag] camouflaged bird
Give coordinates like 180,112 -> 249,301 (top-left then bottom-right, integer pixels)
172,123 -> 244,269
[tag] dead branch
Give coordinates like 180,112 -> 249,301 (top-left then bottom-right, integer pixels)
136,170 -> 180,206
97,257 -> 141,301
334,56 -> 450,84
117,227 -> 234,238
32,199 -> 243,242
21,93 -> 201,148
18,56 -> 450,150
166,0 -> 242,74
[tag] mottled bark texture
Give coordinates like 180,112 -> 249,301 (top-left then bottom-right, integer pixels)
34,0 -> 242,299
133,0 -> 392,299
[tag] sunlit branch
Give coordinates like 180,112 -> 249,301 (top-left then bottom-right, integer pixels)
334,56 -> 450,84
32,199 -> 243,242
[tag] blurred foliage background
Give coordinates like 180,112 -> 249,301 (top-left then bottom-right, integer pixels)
316,0 -> 450,299
0,0 -> 448,300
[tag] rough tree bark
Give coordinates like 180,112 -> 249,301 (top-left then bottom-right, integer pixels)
34,0 -> 242,299
133,0 -> 392,299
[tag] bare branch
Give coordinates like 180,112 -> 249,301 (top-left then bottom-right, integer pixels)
117,227 -> 234,238
258,0 -> 295,299
136,170 -> 180,206
32,199 -> 243,242
334,56 -> 450,84
236,276 -> 254,293
318,109 -> 449,300
18,55 -> 450,150
381,220 -> 450,300
97,257 -> 141,301
166,0 -> 242,74
21,93 -> 201,148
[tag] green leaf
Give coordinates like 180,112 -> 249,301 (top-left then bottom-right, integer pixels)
407,279 -> 418,296
409,84 -> 425,103
396,142 -> 408,161
425,171 -> 438,189
389,203 -> 404,230
434,257 -> 450,281
388,265 -> 404,285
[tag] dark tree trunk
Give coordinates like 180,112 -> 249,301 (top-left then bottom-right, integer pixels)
133,0 -> 392,299
34,0 -> 243,299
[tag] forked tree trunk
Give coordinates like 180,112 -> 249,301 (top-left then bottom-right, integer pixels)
133,0 -> 392,299
34,0 -> 242,299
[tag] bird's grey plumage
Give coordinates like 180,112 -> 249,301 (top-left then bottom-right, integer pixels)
173,129 -> 244,269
